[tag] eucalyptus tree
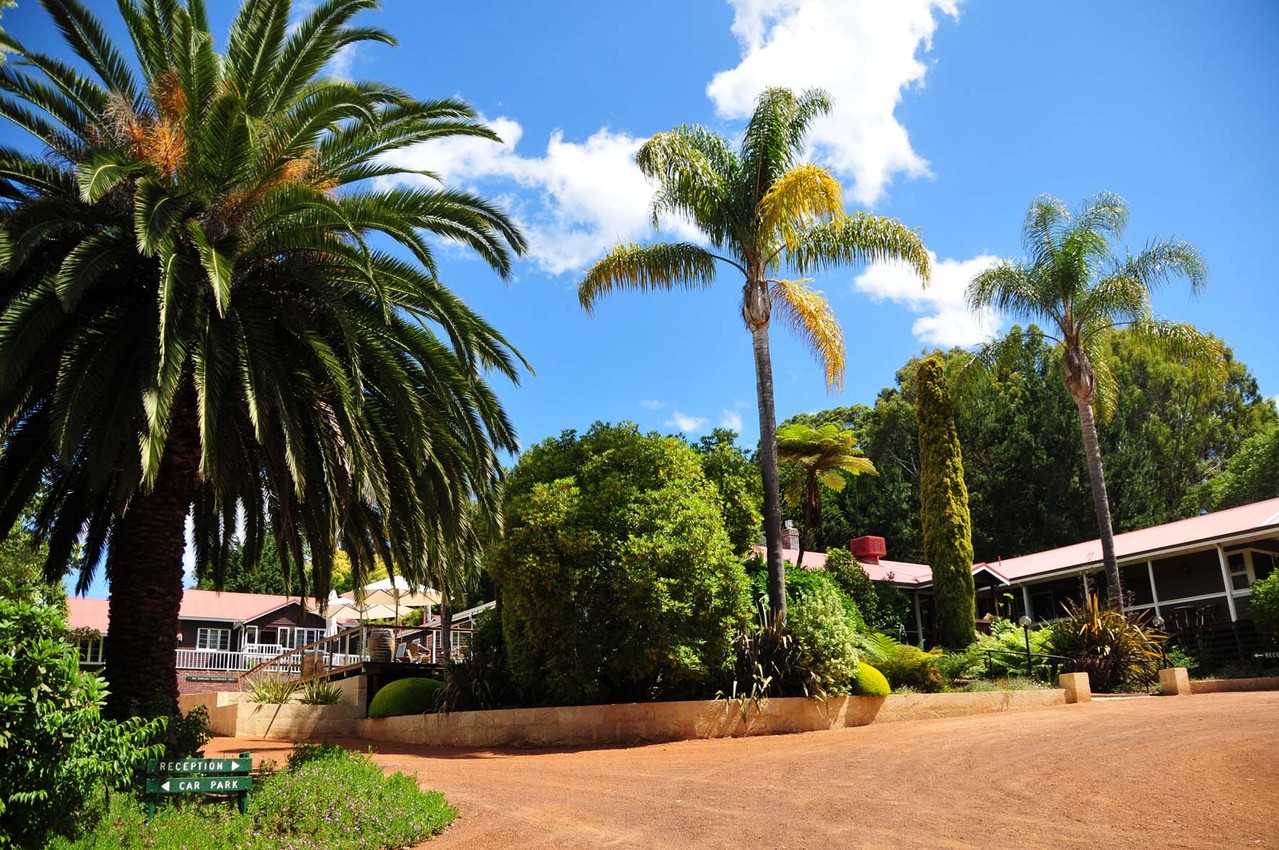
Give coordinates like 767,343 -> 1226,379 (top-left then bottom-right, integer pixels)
775,421 -> 875,568
968,193 -> 1220,609
0,0 -> 526,716
578,88 -> 929,625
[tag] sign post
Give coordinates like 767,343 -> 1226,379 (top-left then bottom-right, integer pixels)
144,751 -> 252,820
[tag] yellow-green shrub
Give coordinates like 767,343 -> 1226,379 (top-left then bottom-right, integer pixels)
851,663 -> 890,697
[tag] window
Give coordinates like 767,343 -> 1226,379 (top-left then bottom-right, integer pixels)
242,625 -> 258,646
78,638 -> 104,665
196,628 -> 231,651
1226,549 -> 1278,591
294,628 -> 324,648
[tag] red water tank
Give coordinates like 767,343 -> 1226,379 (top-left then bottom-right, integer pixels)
849,535 -> 887,564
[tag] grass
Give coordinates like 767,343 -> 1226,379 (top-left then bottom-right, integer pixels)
47,744 -> 454,849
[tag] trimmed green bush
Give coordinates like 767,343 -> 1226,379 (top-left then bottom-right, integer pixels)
788,578 -> 860,695
492,423 -> 750,705
368,678 -> 443,719
851,663 -> 890,697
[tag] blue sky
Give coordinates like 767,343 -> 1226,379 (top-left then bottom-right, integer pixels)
3,1 -> 1277,596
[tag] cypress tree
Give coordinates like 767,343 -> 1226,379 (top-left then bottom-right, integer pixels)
916,357 -> 976,648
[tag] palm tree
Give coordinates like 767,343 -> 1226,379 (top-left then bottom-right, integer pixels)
968,193 -> 1220,609
579,88 -> 929,625
776,421 -> 876,568
0,0 -> 526,717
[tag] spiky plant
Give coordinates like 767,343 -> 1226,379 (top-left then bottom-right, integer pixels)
968,193 -> 1221,609
579,87 -> 930,625
0,0 -> 526,717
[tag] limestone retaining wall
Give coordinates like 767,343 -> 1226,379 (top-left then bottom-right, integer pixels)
1189,676 -> 1279,694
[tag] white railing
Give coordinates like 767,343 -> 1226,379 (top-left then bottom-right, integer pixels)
175,648 -> 247,671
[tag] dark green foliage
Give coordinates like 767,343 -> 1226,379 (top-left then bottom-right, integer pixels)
194,536 -> 289,596
48,745 -> 454,849
367,678 -> 443,719
439,609 -> 522,711
851,663 -> 891,697
0,582 -> 165,848
1250,571 -> 1279,650
492,423 -> 749,705
916,357 -> 976,648
785,328 -> 1275,566
164,704 -> 211,760
1185,425 -> 1279,513
690,429 -> 763,555
1048,595 -> 1165,692
823,548 -> 880,629
723,599 -> 818,699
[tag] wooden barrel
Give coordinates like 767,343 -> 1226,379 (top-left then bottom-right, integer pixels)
301,649 -> 326,677
368,629 -> 394,662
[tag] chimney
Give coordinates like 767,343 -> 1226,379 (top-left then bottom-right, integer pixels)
781,520 -> 800,550
850,535 -> 887,565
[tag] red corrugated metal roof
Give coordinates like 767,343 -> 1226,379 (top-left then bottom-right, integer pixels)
760,547 -> 934,586
66,589 -> 324,633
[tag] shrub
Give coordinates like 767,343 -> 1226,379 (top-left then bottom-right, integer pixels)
0,581 -> 165,848
788,579 -> 860,695
368,678 -> 443,719
821,548 -> 879,627
851,663 -> 890,697
971,617 -> 1056,679
492,423 -> 750,705
722,599 -> 816,700
439,609 -> 522,712
246,676 -> 298,705
48,746 -> 454,849
298,680 -> 344,706
1251,570 -> 1279,650
859,632 -> 944,693
1048,595 -> 1165,692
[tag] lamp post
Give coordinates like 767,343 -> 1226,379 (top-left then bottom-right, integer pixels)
1152,615 -> 1167,668
1019,615 -> 1034,679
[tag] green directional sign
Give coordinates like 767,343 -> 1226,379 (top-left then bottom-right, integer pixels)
146,775 -> 252,795
146,757 -> 251,774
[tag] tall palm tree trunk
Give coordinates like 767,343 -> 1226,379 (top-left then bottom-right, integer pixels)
103,399 -> 200,720
1074,399 -> 1123,609
439,590 -> 452,664
750,323 -> 786,626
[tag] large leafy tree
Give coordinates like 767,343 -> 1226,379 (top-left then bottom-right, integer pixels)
776,421 -> 875,568
968,193 -> 1221,608
915,356 -> 975,648
578,87 -> 929,625
0,0 -> 525,717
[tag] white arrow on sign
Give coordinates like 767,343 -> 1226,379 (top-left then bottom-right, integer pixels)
230,759 -> 246,771
161,780 -> 171,792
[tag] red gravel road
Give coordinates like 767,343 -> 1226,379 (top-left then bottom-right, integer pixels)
208,691 -> 1279,850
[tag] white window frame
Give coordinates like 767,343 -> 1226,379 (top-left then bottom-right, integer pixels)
196,627 -> 231,651
1226,548 -> 1276,592
79,637 -> 104,665
294,628 -> 324,648
242,625 -> 259,646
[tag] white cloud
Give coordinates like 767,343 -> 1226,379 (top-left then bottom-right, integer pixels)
383,118 -> 700,275
720,410 -> 744,432
327,44 -> 357,80
707,0 -> 958,206
852,252 -> 1002,347
666,411 -> 710,433
640,399 -> 667,410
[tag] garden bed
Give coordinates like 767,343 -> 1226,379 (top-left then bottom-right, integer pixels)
185,687 -> 1066,747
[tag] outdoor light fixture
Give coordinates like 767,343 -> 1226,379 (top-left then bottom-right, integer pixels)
1018,615 -> 1033,678
1152,615 -> 1166,629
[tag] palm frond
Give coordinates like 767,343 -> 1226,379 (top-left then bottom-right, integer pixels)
578,242 -> 718,314
769,278 -> 845,391
757,163 -> 842,250
787,212 -> 930,283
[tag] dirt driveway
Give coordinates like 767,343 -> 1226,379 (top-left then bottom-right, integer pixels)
208,691 -> 1279,849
